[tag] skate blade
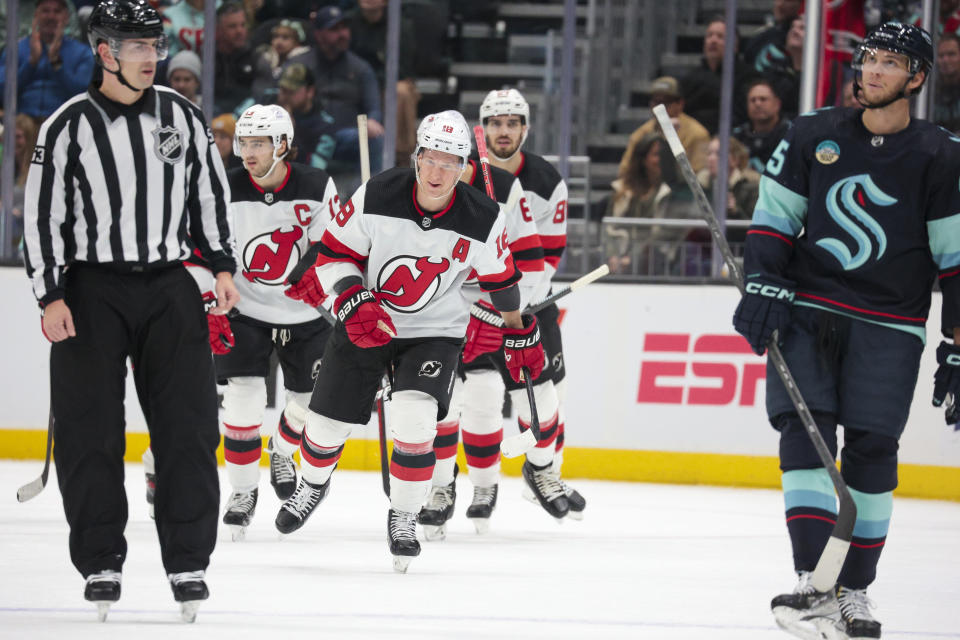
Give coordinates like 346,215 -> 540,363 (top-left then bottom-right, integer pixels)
95,602 -> 110,622
228,524 -> 247,542
148,504 -> 155,520
772,608 -> 837,640
180,601 -> 201,623
422,524 -> 446,541
566,509 -> 584,521
392,555 -> 413,573
468,518 -> 490,534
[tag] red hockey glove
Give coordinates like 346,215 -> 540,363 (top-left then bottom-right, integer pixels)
464,300 -> 504,363
334,284 -> 396,348
502,315 -> 544,383
284,266 -> 328,308
202,291 -> 234,355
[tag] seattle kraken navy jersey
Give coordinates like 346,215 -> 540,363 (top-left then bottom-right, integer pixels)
744,107 -> 960,340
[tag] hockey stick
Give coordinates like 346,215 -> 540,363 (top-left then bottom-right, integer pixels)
358,114 -> 370,184
375,379 -> 391,498
17,410 -> 54,502
653,105 -> 856,592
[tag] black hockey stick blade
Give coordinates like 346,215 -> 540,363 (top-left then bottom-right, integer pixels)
376,382 -> 390,498
17,411 -> 54,502
653,105 -> 856,591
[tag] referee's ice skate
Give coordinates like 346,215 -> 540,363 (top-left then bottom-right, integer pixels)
84,571 -> 121,622
168,571 -> 209,623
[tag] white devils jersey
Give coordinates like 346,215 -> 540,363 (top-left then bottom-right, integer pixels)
512,151 -> 568,301
228,162 -> 338,325
461,159 -> 544,308
315,168 -> 521,339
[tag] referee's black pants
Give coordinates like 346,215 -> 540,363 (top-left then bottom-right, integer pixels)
51,264 -> 221,578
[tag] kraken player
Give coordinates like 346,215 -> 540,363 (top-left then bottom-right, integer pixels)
732,23 -> 960,640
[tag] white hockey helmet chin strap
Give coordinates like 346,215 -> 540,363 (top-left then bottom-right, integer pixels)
250,143 -> 288,180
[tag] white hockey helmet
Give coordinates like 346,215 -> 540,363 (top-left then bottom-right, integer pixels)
233,103 -> 294,157
479,88 -> 530,126
415,110 -> 472,163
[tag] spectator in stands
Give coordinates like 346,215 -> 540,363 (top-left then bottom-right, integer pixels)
345,0 -> 419,167
0,0 -> 81,50
618,76 -> 709,182
606,133 -> 699,276
744,0 -> 803,73
166,50 -> 202,107
697,136 -> 759,239
306,5 -> 384,174
909,0 -> 960,37
0,0 -> 94,123
935,33 -> 960,133
162,0 -> 206,58
251,18 -> 313,105
4,113 -> 40,255
732,79 -> 791,173
762,15 -> 804,119
214,2 -> 257,117
680,16 -> 752,134
276,64 -> 337,171
211,113 -> 243,171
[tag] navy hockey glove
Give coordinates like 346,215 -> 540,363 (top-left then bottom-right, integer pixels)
732,275 -> 795,356
932,341 -> 960,424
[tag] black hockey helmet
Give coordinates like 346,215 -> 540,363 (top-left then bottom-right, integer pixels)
853,21 -> 934,80
87,0 -> 166,55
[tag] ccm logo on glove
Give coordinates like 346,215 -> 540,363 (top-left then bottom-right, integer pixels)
744,282 -> 794,302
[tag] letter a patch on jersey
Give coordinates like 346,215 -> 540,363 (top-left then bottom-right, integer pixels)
452,238 -> 470,263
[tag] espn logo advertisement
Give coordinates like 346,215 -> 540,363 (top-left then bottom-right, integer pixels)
638,333 -> 765,406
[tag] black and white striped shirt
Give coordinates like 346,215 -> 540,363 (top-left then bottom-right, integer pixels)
23,84 -> 235,305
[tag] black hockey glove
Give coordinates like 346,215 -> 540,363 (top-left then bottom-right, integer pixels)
932,341 -> 960,424
732,275 -> 795,356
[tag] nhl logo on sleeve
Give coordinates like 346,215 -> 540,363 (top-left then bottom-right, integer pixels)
152,125 -> 185,164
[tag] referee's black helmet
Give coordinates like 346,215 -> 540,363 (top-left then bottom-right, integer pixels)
87,0 -> 164,52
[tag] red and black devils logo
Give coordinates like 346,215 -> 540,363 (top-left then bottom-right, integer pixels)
376,256 -> 450,313
242,226 -> 304,285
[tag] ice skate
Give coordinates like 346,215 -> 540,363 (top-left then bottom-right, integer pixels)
771,571 -> 840,640
145,472 -> 156,520
465,484 -> 498,534
521,461 -> 570,520
222,487 -> 258,541
833,586 -> 881,639
84,570 -> 121,622
268,437 -> 297,500
555,475 -> 586,520
388,508 -> 420,573
418,468 -> 457,541
275,478 -> 330,535
168,570 -> 208,623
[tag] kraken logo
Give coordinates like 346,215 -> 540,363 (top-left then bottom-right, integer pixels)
817,174 -> 896,271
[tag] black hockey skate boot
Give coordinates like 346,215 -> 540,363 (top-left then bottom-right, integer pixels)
268,437 -> 297,500
771,571 -> 840,639
418,465 -> 457,541
222,487 -> 258,541
521,461 -> 570,520
554,474 -> 586,520
836,586 -> 881,639
465,484 -> 498,534
84,570 -> 121,622
145,472 -> 156,520
275,477 -> 330,535
388,508 -> 420,573
168,570 -> 209,623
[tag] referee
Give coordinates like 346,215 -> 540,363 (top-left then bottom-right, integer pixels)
22,0 -> 238,620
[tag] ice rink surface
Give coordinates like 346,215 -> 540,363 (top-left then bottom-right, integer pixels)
0,460 -> 957,640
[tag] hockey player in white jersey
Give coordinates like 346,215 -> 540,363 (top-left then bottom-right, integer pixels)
211,104 -> 339,540
461,88 -> 586,520
419,115 -> 547,538
273,110 -> 544,572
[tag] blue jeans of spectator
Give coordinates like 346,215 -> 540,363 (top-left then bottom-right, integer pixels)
332,128 -> 384,174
